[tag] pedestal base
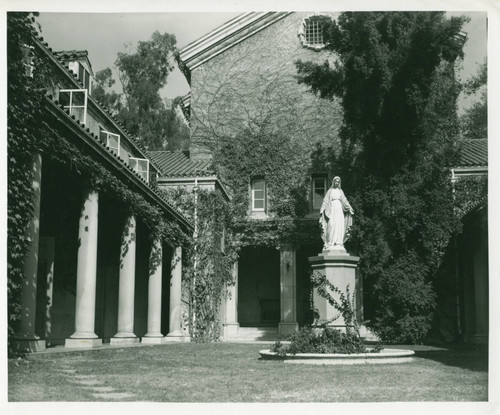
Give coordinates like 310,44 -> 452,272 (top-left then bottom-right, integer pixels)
309,252 -> 360,329
141,335 -> 164,344
163,332 -> 191,343
279,322 -> 299,336
65,338 -> 102,348
110,336 -> 140,345
222,323 -> 240,339
11,338 -> 46,353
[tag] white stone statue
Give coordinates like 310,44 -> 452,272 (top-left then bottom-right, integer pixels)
319,176 -> 354,251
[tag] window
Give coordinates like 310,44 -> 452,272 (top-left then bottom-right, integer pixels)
251,178 -> 266,212
312,176 -> 327,211
305,18 -> 324,45
299,15 -> 328,50
59,89 -> 88,124
130,157 -> 150,183
100,130 -> 120,155
78,63 -> 91,91
21,44 -> 34,78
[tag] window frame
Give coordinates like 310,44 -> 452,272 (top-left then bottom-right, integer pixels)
59,88 -> 88,125
298,15 -> 328,51
78,63 -> 91,92
311,175 -> 327,212
100,130 -> 121,155
129,157 -> 150,183
251,178 -> 266,212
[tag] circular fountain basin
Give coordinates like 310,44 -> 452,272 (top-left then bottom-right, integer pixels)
259,348 -> 415,365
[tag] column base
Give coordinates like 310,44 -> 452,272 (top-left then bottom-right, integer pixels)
65,338 -> 102,348
223,323 -> 240,339
110,336 -> 140,345
141,335 -> 164,344
279,322 -> 299,336
465,333 -> 488,344
11,338 -> 46,353
163,332 -> 191,343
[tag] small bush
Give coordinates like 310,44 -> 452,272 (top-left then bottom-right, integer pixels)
271,327 -> 371,356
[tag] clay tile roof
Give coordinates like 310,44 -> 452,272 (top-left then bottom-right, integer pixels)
147,151 -> 214,177
457,139 -> 488,167
54,50 -> 89,60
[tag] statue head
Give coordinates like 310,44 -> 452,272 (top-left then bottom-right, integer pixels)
332,176 -> 341,189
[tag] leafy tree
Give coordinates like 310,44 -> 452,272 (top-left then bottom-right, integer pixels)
92,31 -> 189,151
296,12 -> 466,343
460,60 -> 487,139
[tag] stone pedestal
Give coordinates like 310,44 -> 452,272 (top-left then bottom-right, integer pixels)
308,250 -> 360,329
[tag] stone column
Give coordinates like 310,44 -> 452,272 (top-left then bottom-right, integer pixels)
142,238 -> 164,344
66,188 -> 102,348
111,215 -> 139,344
309,251 -> 360,330
13,154 -> 46,353
164,247 -> 190,342
223,261 -> 240,339
279,244 -> 299,336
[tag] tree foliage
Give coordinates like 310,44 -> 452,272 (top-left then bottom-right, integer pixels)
92,31 -> 189,151
460,60 -> 487,140
296,12 -> 466,343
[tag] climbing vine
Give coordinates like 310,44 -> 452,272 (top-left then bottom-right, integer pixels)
161,187 -> 238,342
7,13 -> 191,350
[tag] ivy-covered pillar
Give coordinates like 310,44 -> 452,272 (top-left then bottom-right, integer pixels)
278,244 -> 299,336
66,187 -> 102,348
223,261 -> 240,339
111,215 -> 139,344
142,238 -> 164,344
13,153 -> 46,353
165,246 -> 190,342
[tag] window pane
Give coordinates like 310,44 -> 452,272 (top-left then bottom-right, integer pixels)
99,131 -> 107,144
254,199 -> 264,209
72,91 -> 85,106
137,159 -> 148,171
253,180 -> 264,191
254,189 -> 264,199
129,158 -> 137,169
79,64 -> 85,83
59,91 -> 70,106
312,178 -> 326,210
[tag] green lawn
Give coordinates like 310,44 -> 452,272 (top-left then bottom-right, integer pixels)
8,343 -> 488,402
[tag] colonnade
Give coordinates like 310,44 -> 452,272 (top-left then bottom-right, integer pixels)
13,155 -> 189,352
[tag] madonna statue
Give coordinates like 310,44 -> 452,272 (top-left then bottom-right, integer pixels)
319,176 -> 354,251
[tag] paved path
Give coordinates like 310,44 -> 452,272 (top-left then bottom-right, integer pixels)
54,360 -> 135,401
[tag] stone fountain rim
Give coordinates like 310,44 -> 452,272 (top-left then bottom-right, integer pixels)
259,347 -> 415,364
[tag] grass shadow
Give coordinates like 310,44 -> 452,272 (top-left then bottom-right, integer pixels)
413,343 -> 488,372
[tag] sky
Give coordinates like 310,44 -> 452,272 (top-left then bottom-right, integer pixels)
36,10 -> 487,112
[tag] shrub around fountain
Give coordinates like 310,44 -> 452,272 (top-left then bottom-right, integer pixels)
271,327 -> 378,356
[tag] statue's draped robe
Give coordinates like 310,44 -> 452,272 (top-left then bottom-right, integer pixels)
319,188 -> 353,249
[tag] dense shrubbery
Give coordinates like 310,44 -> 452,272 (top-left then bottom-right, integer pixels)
271,327 -> 368,356
296,12 -> 467,343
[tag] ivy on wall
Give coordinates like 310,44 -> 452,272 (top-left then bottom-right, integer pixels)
7,13 -> 191,350
161,187 -> 238,342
